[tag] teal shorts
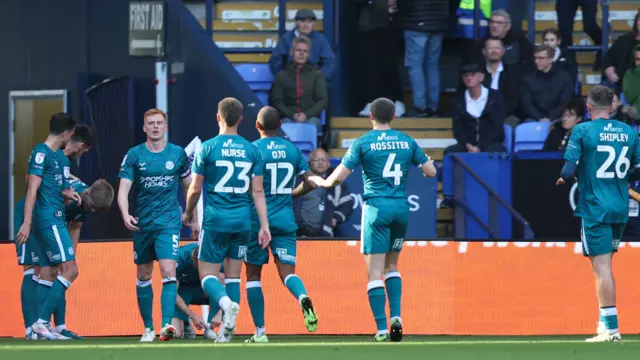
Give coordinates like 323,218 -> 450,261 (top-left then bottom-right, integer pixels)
175,286 -> 209,322
198,229 -> 249,264
580,218 -> 625,257
15,235 -> 42,266
34,224 -> 75,266
361,197 -> 409,255
133,229 -> 180,265
245,231 -> 297,266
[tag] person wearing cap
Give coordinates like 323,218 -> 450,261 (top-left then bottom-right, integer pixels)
445,63 -> 506,155
268,9 -> 335,80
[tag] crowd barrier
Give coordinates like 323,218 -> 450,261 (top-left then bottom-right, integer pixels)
3,240 -> 640,337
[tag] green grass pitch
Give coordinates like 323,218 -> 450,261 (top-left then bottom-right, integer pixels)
1,335 -> 639,360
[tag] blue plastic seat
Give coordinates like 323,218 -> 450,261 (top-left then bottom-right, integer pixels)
503,124 -> 513,152
282,123 -> 317,152
514,122 -> 552,152
234,63 -> 274,106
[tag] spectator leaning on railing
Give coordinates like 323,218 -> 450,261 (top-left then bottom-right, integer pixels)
271,36 -> 328,134
622,45 -> 640,116
602,10 -> 640,90
542,98 -> 586,151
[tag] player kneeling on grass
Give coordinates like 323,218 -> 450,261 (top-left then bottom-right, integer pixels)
172,243 -> 224,339
308,98 -> 437,342
244,106 -> 319,343
557,85 -> 640,342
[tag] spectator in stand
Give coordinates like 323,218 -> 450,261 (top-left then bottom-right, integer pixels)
445,64 -> 506,154
400,0 -> 450,117
611,88 -> 638,125
356,0 -> 405,118
602,10 -> 640,90
482,36 -> 522,126
468,9 -> 534,72
272,36 -> 328,134
294,149 -> 354,237
521,45 -> 573,122
542,28 -> 578,87
269,9 -> 335,80
555,0 -> 602,69
543,98 -> 586,151
623,45 -> 640,116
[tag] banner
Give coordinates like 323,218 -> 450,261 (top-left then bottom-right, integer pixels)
3,241 -> 640,337
337,168 -> 438,238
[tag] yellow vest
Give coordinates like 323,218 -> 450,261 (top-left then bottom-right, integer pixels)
459,0 -> 492,19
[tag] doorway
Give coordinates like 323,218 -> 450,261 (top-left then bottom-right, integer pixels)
9,90 -> 67,240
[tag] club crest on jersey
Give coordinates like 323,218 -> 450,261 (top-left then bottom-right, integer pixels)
68,247 -> 75,256
63,167 -> 70,178
35,152 -> 45,164
165,160 -> 174,170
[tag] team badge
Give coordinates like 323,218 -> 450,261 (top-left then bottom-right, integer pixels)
63,167 -> 70,178
165,161 -> 175,170
68,247 -> 75,256
35,152 -> 45,164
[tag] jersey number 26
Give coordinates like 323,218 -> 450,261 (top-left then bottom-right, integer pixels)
596,145 -> 630,179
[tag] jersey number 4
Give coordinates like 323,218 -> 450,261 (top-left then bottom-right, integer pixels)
596,145 -> 630,179
215,160 -> 251,193
383,153 -> 402,186
266,163 -> 294,194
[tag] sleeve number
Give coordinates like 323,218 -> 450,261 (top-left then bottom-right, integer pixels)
172,234 -> 180,254
383,153 -> 402,186
596,145 -> 630,179
214,160 -> 252,193
266,162 -> 294,194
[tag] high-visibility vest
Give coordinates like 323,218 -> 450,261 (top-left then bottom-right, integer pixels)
458,0 -> 492,19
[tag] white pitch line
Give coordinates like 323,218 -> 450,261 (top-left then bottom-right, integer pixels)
0,339 -> 637,351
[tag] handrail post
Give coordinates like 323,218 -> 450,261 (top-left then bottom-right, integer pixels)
205,0 -> 213,39
278,0 -> 287,37
473,0 -> 481,40
454,161 -> 467,238
601,0 -> 609,67
488,193 -> 499,239
527,0 -> 535,42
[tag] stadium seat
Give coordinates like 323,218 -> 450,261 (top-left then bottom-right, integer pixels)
282,123 -> 317,155
234,63 -> 274,105
503,124 -> 513,152
514,122 -> 552,152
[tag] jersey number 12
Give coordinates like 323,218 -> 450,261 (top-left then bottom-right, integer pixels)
596,145 -> 629,179
383,153 -> 402,186
266,163 -> 294,194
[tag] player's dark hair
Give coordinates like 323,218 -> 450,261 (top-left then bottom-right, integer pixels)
563,98 -> 586,119
534,44 -> 554,58
49,113 -> 76,135
257,106 -> 281,132
587,85 -> 615,110
84,179 -> 114,213
541,28 -> 562,43
71,124 -> 94,148
370,98 -> 395,124
218,98 -> 244,127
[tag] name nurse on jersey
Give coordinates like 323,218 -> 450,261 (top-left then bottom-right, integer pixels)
221,139 -> 248,158
369,133 -> 411,151
600,124 -> 629,142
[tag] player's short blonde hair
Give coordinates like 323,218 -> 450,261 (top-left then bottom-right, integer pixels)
85,179 -> 115,213
144,108 -> 167,123
587,85 -> 615,110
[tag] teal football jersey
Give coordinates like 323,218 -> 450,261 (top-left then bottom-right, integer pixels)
565,119 -> 640,223
341,129 -> 428,200
176,243 -> 199,287
118,142 -> 190,231
193,135 -> 263,233
250,137 -> 309,233
65,177 -> 89,222
27,144 -> 71,230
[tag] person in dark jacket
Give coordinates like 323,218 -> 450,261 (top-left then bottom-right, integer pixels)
482,36 -> 522,125
399,0 -> 450,117
445,64 -> 506,154
293,149 -> 354,237
521,45 -> 573,122
272,36 -> 328,133
542,28 -> 578,88
467,9 -> 534,73
602,10 -> 640,90
543,98 -> 586,151
268,9 -> 335,80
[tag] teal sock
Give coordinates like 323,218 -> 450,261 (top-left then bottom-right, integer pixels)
161,277 -> 177,326
207,303 -> 221,323
20,270 -> 38,328
136,279 -> 154,330
384,272 -> 402,319
53,291 -> 66,328
37,279 -> 53,323
246,281 -> 265,328
201,275 -> 229,305
367,281 -> 387,332
600,306 -> 619,333
225,278 -> 241,304
39,276 -> 70,322
284,274 -> 308,301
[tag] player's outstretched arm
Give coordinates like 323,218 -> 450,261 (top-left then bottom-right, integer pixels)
117,178 -> 139,231
16,175 -> 42,244
421,156 -> 437,178
292,172 -> 318,197
68,220 -> 83,250
323,164 -> 351,188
